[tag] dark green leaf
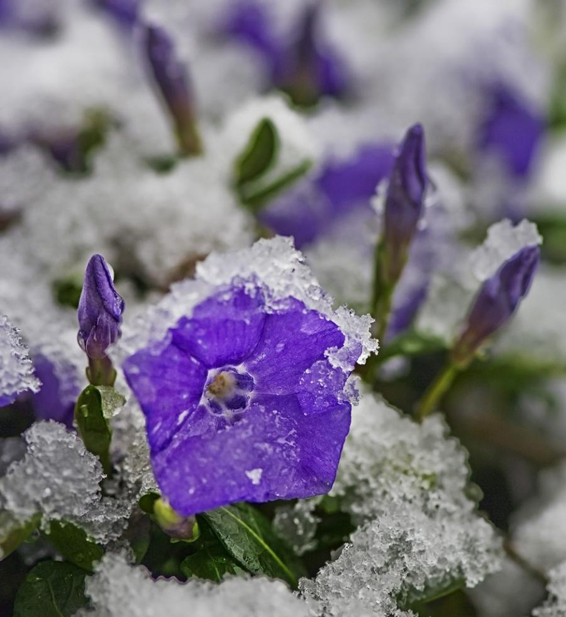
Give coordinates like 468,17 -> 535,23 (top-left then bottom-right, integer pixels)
74,385 -> 124,475
241,160 -> 312,214
203,503 -> 305,588
234,118 -> 279,187
400,574 -> 465,610
52,276 -> 82,309
181,544 -> 245,582
0,512 -> 40,561
13,561 -> 89,617
43,520 -> 104,573
139,492 -> 160,515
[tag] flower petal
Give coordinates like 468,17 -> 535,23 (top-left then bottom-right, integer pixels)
123,340 -> 207,453
171,286 -> 266,369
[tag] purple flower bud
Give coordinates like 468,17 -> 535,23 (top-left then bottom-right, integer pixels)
279,3 -> 350,105
78,255 -> 124,360
90,0 -> 140,30
452,245 -> 540,366
382,123 -> 428,285
479,83 -> 545,179
142,24 -> 202,156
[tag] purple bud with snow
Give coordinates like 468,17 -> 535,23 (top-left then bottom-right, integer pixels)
382,123 -> 428,285
452,245 -> 540,366
142,24 -> 202,156
78,255 -> 124,361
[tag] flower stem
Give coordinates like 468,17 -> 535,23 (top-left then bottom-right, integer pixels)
415,362 -> 459,422
87,356 -> 117,387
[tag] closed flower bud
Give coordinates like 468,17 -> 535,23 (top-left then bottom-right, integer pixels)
142,24 -> 202,156
382,123 -> 428,286
452,245 -> 540,366
77,255 -> 124,361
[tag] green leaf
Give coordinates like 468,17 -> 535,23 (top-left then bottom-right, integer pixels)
13,561 -> 89,617
43,520 -> 104,573
400,574 -> 466,610
203,503 -> 305,588
240,159 -> 312,213
234,118 -> 279,187
181,544 -> 245,582
0,512 -> 40,560
52,276 -> 82,309
74,385 -> 123,475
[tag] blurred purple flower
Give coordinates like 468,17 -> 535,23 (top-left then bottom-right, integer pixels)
381,123 -> 428,285
90,0 -> 141,30
123,283 -> 355,516
142,23 -> 202,155
31,354 -> 79,429
452,245 -> 540,365
78,255 -> 124,360
260,142 -> 394,248
0,0 -> 59,36
220,1 -> 350,103
479,83 -> 545,179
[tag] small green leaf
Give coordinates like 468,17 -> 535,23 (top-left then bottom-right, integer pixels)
400,574 -> 466,609
181,544 -> 245,582
139,492 -> 160,515
0,512 -> 40,561
240,159 -> 312,213
74,385 -> 115,475
43,520 -> 104,573
203,503 -> 305,588
234,118 -> 279,187
13,561 -> 89,617
52,276 -> 83,309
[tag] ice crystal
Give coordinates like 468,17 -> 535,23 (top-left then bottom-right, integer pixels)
0,422 -> 129,545
533,561 -> 566,617
79,552 -> 310,617
291,393 -> 502,615
0,315 -> 40,407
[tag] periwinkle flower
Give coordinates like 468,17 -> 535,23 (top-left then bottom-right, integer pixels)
90,0 -> 141,30
260,142 -> 394,248
142,24 -> 202,156
220,1 -> 349,105
123,283 -> 355,516
452,245 -> 540,366
479,83 -> 545,179
381,123 -> 428,286
77,255 -> 124,361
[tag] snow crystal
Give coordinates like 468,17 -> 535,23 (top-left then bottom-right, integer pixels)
470,219 -> 542,282
79,552 -> 310,617
290,393 -> 502,615
0,422 -> 129,546
0,315 -> 40,407
513,463 -> 566,574
533,561 -> 566,617
115,237 -> 377,375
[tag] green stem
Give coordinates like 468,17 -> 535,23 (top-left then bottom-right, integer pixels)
415,362 -> 459,422
87,356 -> 116,387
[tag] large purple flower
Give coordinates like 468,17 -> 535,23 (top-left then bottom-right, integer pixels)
123,283 -> 354,515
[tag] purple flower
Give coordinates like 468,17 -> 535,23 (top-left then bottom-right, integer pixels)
90,0 -> 141,30
78,255 -> 125,360
142,24 -> 202,156
260,143 -> 394,248
219,1 -> 350,104
381,124 -> 428,285
123,283 -> 354,516
31,354 -> 80,429
478,83 -> 545,179
0,0 -> 59,36
452,245 -> 540,365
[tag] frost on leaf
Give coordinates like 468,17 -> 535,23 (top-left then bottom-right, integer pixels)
291,393 -> 502,616
79,552 -> 310,617
0,315 -> 40,407
0,422 -> 129,545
